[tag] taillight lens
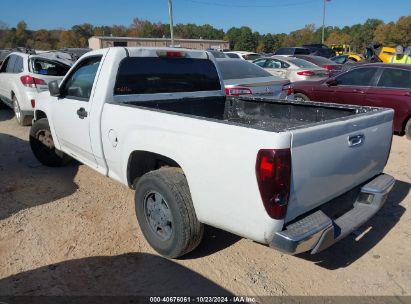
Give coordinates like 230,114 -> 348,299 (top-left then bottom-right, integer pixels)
225,87 -> 252,96
156,50 -> 186,58
30,99 -> 35,108
256,149 -> 291,220
20,75 -> 46,88
282,84 -> 294,96
297,70 -> 315,76
323,65 -> 333,70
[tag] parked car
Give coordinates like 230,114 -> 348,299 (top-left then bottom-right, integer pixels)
207,50 -> 229,59
274,47 -> 310,56
224,51 -> 261,61
292,63 -> 411,138
0,52 -> 71,125
30,47 -> 395,258
215,58 -> 293,99
291,55 -> 343,76
59,48 -> 92,61
253,56 -> 329,82
330,54 -> 363,64
301,44 -> 336,58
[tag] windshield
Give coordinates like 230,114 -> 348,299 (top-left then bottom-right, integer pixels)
217,60 -> 271,80
287,58 -> 319,69
243,54 -> 261,61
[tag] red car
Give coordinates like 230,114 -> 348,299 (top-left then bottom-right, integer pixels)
293,63 -> 411,137
292,55 -> 343,77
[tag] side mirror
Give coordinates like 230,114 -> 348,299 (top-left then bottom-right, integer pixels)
326,78 -> 338,86
48,80 -> 60,97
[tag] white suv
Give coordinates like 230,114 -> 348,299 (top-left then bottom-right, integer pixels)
0,52 -> 71,125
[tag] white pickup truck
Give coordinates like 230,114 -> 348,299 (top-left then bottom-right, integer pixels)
30,47 -> 395,258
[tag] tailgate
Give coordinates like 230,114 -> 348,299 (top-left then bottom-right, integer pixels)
285,109 -> 394,222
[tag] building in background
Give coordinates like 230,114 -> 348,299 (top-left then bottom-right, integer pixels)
88,36 -> 229,50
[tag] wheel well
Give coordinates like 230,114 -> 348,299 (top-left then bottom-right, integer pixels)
35,110 -> 47,120
127,151 -> 182,188
402,114 -> 411,134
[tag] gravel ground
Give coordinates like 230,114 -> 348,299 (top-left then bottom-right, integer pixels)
0,107 -> 410,296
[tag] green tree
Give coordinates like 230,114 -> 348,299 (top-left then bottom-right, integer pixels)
233,27 -> 256,51
15,21 -> 29,46
33,29 -> 52,50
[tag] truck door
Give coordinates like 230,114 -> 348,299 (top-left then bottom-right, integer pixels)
50,55 -> 103,168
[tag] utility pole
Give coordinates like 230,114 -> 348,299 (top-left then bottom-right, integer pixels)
321,0 -> 331,44
168,0 -> 174,47
321,0 -> 326,44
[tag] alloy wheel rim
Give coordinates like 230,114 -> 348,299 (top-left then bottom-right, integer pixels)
14,99 -> 21,122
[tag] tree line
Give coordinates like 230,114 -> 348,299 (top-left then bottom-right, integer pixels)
0,16 -> 410,53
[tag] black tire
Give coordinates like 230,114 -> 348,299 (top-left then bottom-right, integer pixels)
29,118 -> 71,167
13,96 -> 32,126
405,118 -> 411,140
134,167 -> 204,258
294,93 -> 310,102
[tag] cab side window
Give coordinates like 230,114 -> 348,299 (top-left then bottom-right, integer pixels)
377,68 -> 411,89
14,56 -> 24,73
6,55 -> 16,73
253,59 -> 267,67
60,56 -> 102,101
336,68 -> 377,86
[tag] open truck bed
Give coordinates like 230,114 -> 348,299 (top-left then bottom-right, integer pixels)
123,96 -> 381,132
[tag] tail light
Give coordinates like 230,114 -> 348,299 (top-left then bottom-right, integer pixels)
156,50 -> 186,58
20,75 -> 46,88
30,99 -> 35,108
256,149 -> 291,220
297,70 -> 315,76
323,65 -> 333,70
282,84 -> 294,96
225,87 -> 252,96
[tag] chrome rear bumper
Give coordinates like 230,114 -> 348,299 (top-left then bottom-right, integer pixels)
270,174 -> 395,255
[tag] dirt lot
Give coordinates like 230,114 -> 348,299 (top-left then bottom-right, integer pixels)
0,107 -> 410,296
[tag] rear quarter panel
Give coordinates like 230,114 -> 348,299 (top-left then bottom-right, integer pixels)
101,103 -> 292,243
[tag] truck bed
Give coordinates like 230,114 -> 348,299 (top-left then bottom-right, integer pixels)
123,96 -> 379,132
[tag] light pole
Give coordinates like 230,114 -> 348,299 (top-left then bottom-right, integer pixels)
168,0 -> 174,47
321,0 -> 329,44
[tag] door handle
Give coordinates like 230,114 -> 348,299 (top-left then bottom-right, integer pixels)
76,107 -> 88,119
353,89 -> 365,94
348,134 -> 365,147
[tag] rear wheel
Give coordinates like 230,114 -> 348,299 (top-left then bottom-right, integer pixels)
405,118 -> 411,140
29,118 -> 71,167
294,93 -> 310,102
13,96 -> 32,126
134,167 -> 204,258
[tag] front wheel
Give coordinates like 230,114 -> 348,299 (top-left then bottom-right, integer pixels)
29,118 -> 71,167
294,93 -> 310,102
134,167 -> 204,258
405,118 -> 411,140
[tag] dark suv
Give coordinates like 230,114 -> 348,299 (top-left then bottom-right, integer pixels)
274,47 -> 310,55
301,44 -> 336,58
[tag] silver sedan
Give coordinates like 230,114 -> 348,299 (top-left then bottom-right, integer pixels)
215,58 -> 294,99
253,56 -> 329,82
